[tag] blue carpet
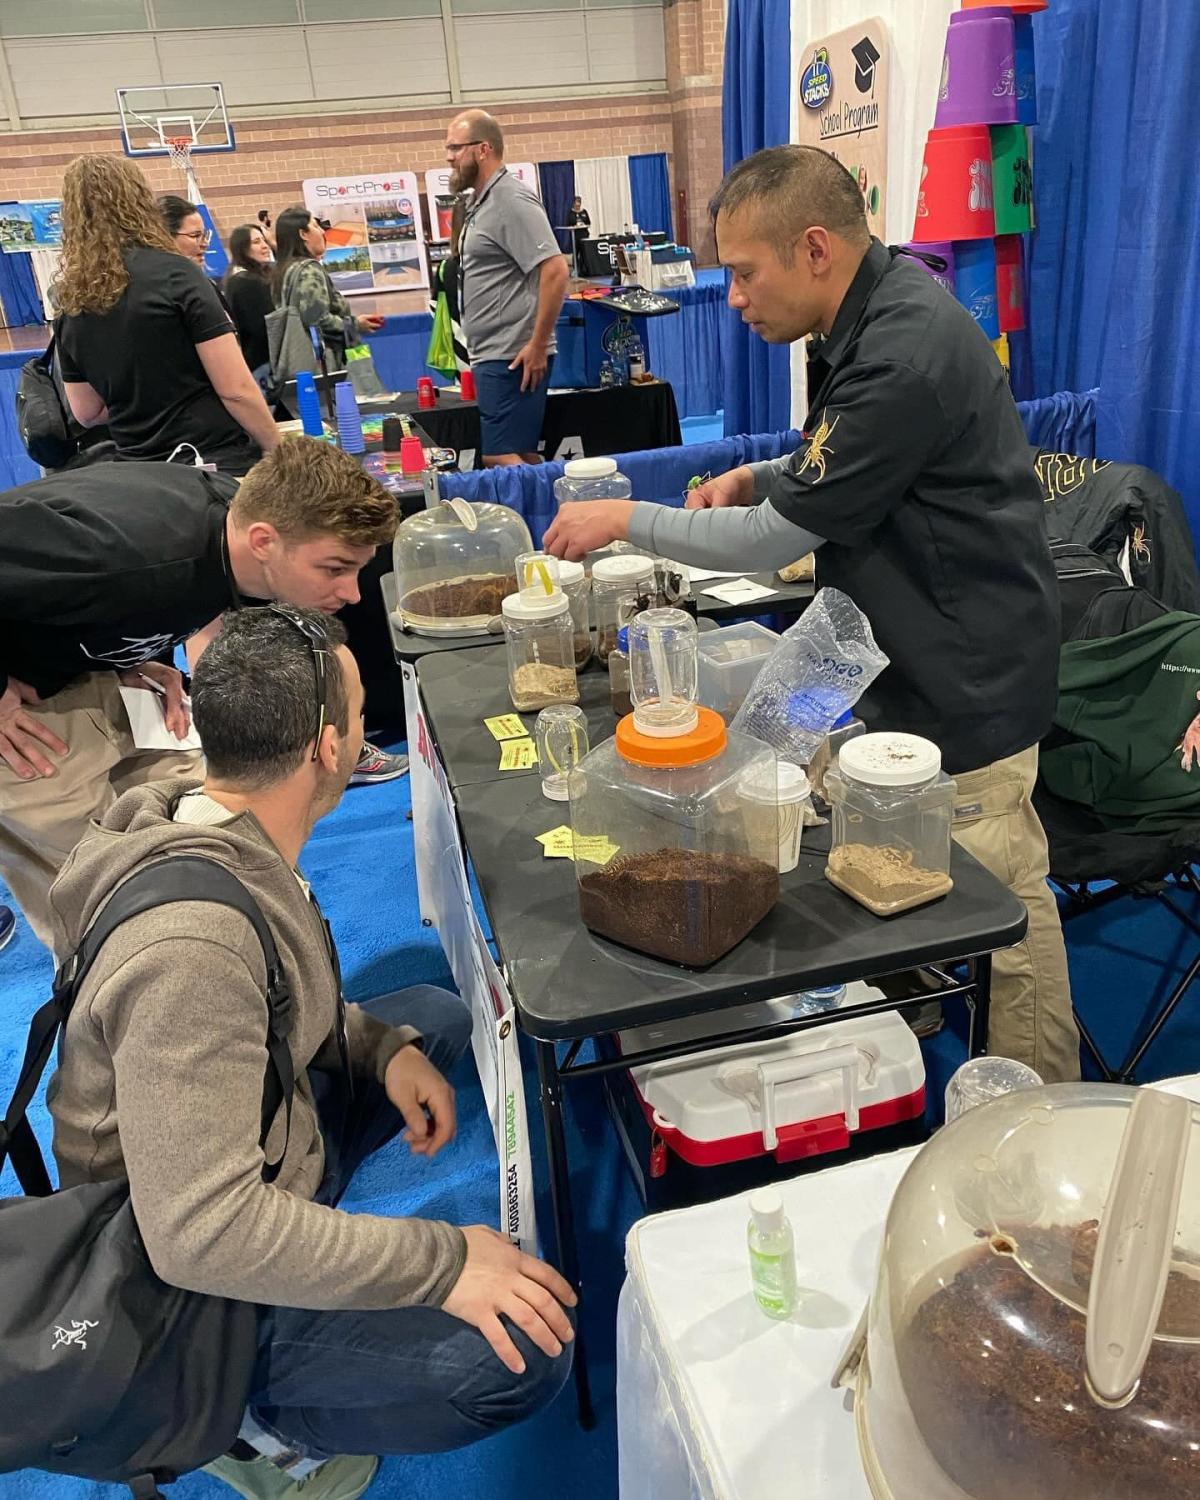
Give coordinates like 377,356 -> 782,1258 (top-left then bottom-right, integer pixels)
3,757 -> 1200,1500
680,410 -> 724,445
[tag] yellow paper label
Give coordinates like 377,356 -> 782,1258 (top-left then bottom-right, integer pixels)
535,827 -> 620,864
498,737 -> 538,771
484,713 -> 528,742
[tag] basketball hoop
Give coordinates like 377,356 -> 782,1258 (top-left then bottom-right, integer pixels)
165,135 -> 194,171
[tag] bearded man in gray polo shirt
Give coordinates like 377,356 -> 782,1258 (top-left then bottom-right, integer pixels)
445,109 -> 569,466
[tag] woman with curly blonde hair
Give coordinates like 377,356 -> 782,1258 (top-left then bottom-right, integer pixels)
56,154 -> 278,475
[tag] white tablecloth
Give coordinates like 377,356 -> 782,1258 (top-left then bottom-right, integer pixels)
616,1075 -> 1200,1500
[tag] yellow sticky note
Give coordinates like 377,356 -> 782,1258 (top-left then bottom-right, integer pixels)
537,826 -> 577,859
484,713 -> 528,742
573,835 -> 621,867
535,827 -> 619,864
498,737 -> 538,771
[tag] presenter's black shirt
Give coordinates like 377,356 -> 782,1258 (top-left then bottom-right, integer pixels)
770,238 -> 1059,775
0,463 -> 242,701
58,246 -> 258,474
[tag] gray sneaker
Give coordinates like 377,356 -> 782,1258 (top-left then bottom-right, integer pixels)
203,1452 -> 379,1500
349,745 -> 410,786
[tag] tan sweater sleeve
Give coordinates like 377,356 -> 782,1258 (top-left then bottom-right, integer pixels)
95,927 -> 466,1310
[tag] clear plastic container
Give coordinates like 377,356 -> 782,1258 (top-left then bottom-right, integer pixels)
697,620 -> 780,722
609,624 -> 632,717
836,1083 -> 1200,1500
553,458 -> 634,574
393,498 -> 532,636
535,704 -> 589,802
557,559 -> 592,669
592,553 -> 656,664
500,557 -> 579,713
824,732 -> 956,916
570,610 -> 780,966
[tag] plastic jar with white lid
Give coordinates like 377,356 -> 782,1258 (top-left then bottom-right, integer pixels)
823,732 -> 956,916
592,553 -> 656,664
556,558 -> 592,668
501,586 -> 579,713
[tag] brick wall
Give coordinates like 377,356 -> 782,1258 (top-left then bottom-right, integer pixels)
665,0 -> 726,264
0,7 -> 727,264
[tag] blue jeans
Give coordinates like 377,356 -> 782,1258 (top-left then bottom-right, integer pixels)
246,986 -> 573,1458
474,356 -> 555,457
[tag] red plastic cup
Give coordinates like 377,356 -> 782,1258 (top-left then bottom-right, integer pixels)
460,368 -> 477,401
911,125 -> 996,242
417,377 -> 436,409
400,436 -> 426,474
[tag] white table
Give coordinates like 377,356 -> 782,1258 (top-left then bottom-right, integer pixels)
616,1074 -> 1200,1499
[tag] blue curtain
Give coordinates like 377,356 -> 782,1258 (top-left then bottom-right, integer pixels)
721,0 -> 793,437
0,249 -> 44,326
645,277 -> 725,419
1028,1 -> 1200,540
629,153 -> 673,238
538,160 -> 577,254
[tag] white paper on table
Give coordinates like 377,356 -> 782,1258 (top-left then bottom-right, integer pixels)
684,567 -> 748,582
700,577 -> 779,604
118,686 -> 202,752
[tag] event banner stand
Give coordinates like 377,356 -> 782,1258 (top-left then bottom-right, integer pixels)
402,663 -> 539,1254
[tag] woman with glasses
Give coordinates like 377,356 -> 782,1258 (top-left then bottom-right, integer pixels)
271,205 -> 384,372
223,222 -> 275,378
54,155 -> 278,476
158,193 -> 210,268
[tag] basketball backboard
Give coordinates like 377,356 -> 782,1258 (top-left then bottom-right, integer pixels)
116,83 -> 235,158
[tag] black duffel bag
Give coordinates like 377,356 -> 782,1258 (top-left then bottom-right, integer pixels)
0,856 -> 295,1498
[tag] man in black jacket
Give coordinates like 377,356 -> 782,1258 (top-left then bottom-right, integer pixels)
0,437 -> 396,949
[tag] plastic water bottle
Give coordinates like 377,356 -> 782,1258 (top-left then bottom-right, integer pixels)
295,371 -> 324,437
334,381 -> 364,454
747,1188 -> 798,1320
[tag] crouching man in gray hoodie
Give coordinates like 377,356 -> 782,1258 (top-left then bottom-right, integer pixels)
45,606 -> 574,1500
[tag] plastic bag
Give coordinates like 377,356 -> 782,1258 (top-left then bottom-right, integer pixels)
426,290 -> 457,377
730,587 -> 889,765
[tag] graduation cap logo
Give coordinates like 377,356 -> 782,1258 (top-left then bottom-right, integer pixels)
852,36 -> 881,94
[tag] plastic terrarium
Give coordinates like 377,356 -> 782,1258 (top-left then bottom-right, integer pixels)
835,1083 -> 1200,1500
392,498 -> 532,636
570,608 -> 780,966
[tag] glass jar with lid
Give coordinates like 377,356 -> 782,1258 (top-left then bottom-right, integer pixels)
570,608 -> 780,966
501,554 -> 579,713
592,553 -> 656,664
556,559 -> 592,669
392,498 -> 531,636
823,732 -> 956,916
835,1081 -> 1200,1500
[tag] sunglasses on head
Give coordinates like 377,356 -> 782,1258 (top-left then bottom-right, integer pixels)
265,603 -> 331,761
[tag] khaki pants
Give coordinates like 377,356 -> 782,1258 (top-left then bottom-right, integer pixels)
951,745 -> 1081,1082
0,673 -> 201,950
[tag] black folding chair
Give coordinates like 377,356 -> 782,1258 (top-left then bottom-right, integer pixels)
1035,783 -> 1200,1083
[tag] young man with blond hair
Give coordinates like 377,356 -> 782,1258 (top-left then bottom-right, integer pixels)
0,436 -> 396,948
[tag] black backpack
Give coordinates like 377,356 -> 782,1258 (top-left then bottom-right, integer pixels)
0,856 -> 296,1498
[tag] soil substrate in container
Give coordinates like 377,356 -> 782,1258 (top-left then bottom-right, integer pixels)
401,571 -> 516,627
827,842 -> 951,916
579,847 -> 779,966
895,1223 -> 1200,1500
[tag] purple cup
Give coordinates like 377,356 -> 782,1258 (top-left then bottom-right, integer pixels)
935,11 -> 1019,128
902,241 -> 956,296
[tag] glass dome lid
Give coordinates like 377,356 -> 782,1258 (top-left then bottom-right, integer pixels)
393,499 -> 532,637
837,1083 -> 1200,1500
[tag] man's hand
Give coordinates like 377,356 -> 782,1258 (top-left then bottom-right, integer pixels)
384,1044 -> 456,1158
356,314 -> 385,335
0,678 -> 68,780
118,662 -> 191,741
543,499 -> 635,562
442,1225 -> 577,1374
509,338 -> 550,393
685,466 -> 755,511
